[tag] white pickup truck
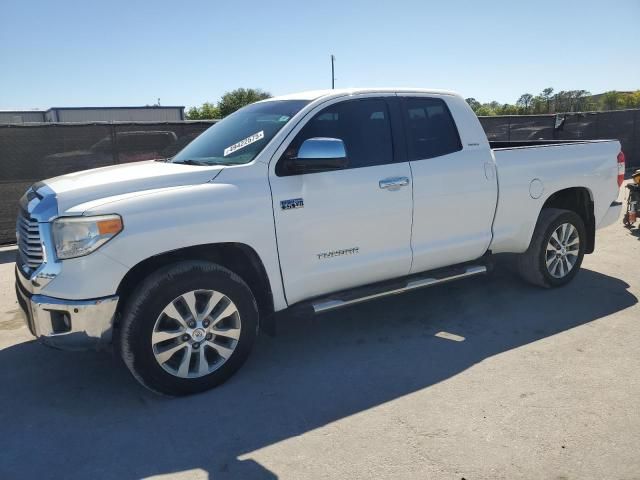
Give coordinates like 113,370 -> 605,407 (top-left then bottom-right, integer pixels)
15,88 -> 625,395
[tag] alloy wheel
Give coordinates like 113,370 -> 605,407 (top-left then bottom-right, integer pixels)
545,223 -> 580,279
151,289 -> 241,378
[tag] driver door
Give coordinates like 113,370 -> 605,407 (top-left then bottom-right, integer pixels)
269,96 -> 414,305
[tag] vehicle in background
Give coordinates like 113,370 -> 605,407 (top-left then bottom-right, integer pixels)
159,132 -> 202,158
15,88 -> 624,395
623,167 -> 640,227
40,131 -> 178,177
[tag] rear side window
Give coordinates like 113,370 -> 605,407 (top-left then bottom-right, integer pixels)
280,98 -> 394,172
401,97 -> 462,160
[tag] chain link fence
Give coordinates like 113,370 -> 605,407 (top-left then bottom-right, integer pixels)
0,121 -> 214,243
1,110 -> 638,244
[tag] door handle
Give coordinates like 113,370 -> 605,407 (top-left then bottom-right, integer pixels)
379,176 -> 410,190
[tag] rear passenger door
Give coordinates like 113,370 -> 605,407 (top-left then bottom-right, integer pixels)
399,95 -> 497,274
269,95 -> 414,305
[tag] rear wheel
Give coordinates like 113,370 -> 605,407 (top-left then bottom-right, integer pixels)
118,261 -> 258,396
517,208 -> 586,288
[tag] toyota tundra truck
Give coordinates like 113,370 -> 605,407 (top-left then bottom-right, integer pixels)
15,88 -> 625,395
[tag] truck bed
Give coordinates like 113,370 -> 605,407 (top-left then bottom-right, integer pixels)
488,139 -> 621,254
490,139 -> 616,150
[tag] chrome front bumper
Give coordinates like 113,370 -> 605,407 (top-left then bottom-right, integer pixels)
16,268 -> 118,351
15,184 -> 119,350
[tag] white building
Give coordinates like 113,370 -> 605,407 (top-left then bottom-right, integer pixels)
0,106 -> 185,124
0,110 -> 46,123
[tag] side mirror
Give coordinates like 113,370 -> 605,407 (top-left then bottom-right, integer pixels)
285,137 -> 348,174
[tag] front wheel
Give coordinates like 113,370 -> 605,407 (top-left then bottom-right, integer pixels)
517,208 -> 586,288
118,261 -> 258,396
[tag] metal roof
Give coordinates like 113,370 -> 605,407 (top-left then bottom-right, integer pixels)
0,110 -> 45,113
45,106 -> 184,112
267,88 -> 461,102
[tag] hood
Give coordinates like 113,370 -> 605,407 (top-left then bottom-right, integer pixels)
41,160 -> 224,214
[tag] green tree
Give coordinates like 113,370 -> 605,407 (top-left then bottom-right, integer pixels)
186,102 -> 220,120
531,96 -> 546,114
601,91 -> 622,110
217,88 -> 272,118
475,105 -> 496,116
621,91 -> 640,108
498,103 -> 519,115
554,91 -> 571,113
186,106 -> 201,119
541,87 -> 554,113
573,90 -> 591,112
516,93 -> 534,113
467,87 -> 639,117
465,97 -> 481,112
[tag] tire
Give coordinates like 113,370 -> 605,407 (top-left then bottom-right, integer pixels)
118,261 -> 258,396
517,208 -> 586,288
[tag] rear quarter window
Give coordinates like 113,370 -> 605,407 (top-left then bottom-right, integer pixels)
401,97 -> 462,161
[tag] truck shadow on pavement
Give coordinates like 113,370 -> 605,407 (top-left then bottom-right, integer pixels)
0,262 -> 636,480
0,247 -> 17,265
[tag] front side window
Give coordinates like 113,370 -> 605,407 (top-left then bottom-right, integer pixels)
279,98 -> 394,173
172,100 -> 309,166
401,97 -> 462,161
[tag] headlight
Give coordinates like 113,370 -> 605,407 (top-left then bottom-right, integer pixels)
52,215 -> 123,259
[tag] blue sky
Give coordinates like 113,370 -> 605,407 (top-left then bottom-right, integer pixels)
2,0 -> 638,109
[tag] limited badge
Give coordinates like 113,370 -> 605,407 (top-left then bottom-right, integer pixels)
317,247 -> 359,260
281,198 -> 304,210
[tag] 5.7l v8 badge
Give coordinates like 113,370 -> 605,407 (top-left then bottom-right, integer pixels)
280,198 -> 304,210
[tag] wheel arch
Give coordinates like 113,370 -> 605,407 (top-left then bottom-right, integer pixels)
539,186 -> 595,253
115,242 -> 275,329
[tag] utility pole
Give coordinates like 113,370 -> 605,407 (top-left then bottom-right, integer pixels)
330,54 -> 335,89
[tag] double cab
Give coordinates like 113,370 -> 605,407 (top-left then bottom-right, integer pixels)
15,88 -> 624,395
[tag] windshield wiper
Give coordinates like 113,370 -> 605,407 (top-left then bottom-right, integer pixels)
173,159 -> 210,166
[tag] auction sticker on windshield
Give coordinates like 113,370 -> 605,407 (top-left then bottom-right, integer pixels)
224,131 -> 265,157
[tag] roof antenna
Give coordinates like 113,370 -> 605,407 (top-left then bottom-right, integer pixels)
330,55 -> 336,89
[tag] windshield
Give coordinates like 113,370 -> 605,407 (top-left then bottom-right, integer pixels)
172,100 -> 310,166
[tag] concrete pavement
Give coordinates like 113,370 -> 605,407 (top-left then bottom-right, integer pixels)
0,221 -> 638,479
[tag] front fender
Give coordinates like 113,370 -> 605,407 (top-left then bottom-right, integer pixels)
60,162 -> 287,310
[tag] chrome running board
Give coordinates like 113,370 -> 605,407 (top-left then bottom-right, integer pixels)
312,265 -> 487,314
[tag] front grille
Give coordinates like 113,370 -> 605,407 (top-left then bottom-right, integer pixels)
17,211 -> 44,271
